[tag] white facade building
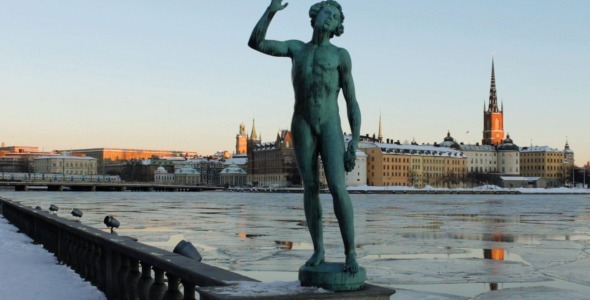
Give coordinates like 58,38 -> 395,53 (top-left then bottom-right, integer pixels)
345,151 -> 367,187
154,166 -> 174,184
459,144 -> 497,173
496,135 -> 520,175
220,164 -> 247,187
154,165 -> 201,185
32,156 -> 97,175
174,166 -> 201,185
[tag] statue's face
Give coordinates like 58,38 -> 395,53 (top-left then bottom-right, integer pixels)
314,5 -> 341,34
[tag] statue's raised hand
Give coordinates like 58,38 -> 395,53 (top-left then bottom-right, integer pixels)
269,0 -> 288,13
344,143 -> 357,172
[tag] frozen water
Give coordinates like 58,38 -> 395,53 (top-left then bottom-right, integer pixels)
1,191 -> 590,299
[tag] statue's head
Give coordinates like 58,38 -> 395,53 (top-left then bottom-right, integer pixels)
309,0 -> 345,38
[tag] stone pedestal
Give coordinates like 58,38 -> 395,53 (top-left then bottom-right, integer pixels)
299,262 -> 366,292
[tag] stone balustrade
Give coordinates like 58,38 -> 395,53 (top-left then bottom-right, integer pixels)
0,197 -> 257,300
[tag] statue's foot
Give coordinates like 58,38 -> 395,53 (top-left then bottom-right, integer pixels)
305,250 -> 325,266
344,253 -> 359,273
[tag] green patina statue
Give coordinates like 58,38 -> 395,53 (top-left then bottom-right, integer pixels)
249,0 -> 361,274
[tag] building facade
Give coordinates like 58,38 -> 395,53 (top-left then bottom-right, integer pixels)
520,146 -> 564,186
220,164 -> 247,187
496,135 -> 520,175
66,148 -> 198,174
32,156 -> 97,175
153,165 -> 201,185
361,142 -> 467,188
247,130 -> 299,187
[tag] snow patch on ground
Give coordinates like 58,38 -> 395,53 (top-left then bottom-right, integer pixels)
0,216 -> 105,300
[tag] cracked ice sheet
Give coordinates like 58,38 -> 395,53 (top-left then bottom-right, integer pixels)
514,240 -> 588,269
542,258 -> 590,286
362,258 -> 547,286
473,286 -> 588,300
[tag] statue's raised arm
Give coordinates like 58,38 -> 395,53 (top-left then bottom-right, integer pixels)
248,0 -> 300,57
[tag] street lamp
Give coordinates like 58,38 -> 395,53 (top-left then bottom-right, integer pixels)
71,208 -> 83,220
103,215 -> 120,234
173,240 -> 202,262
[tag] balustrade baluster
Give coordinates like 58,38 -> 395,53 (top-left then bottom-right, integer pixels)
148,268 -> 167,300
79,239 -> 89,278
137,262 -> 154,300
95,246 -> 104,290
126,258 -> 141,300
181,280 -> 196,300
163,274 -> 183,300
86,243 -> 96,285
118,256 -> 131,300
61,233 -> 70,265
109,252 -> 122,300
68,234 -> 77,269
71,237 -> 80,273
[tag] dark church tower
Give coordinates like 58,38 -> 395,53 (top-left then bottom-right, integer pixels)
482,59 -> 505,145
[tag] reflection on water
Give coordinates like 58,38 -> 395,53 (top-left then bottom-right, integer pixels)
237,233 -> 267,239
274,240 -> 314,250
2,191 -> 590,298
364,247 -> 527,265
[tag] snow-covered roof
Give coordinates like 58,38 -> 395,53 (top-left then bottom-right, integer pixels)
158,157 -> 187,161
460,144 -> 496,151
175,166 -> 199,174
224,157 -> 247,166
500,176 -> 541,181
520,146 -> 561,153
364,142 -> 466,158
221,164 -> 246,175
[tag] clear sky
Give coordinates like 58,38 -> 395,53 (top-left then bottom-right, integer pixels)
1,1 -> 589,165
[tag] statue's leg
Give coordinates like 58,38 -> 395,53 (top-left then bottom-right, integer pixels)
291,115 -> 324,266
320,122 -> 359,273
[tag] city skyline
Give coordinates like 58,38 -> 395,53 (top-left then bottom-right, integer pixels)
1,1 -> 589,165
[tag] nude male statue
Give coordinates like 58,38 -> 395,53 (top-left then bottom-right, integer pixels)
249,0 -> 361,273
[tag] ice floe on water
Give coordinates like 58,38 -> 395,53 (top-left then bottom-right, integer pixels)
2,191 -> 590,299
473,286 -> 589,300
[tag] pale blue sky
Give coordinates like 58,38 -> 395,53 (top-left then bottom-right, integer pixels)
1,1 -> 589,164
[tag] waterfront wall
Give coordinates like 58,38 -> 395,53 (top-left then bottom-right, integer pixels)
0,197 -> 257,300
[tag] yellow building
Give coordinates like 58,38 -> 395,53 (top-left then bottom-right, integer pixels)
364,146 -> 410,187
362,143 -> 467,188
520,146 -> 564,186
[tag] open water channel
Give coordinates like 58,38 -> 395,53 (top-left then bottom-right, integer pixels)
2,190 -> 590,299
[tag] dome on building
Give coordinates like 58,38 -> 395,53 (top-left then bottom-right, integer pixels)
221,164 -> 246,175
497,134 -> 519,151
175,166 -> 199,174
439,131 -> 461,150
155,166 -> 168,174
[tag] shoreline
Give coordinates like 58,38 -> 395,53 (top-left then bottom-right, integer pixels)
229,186 -> 590,195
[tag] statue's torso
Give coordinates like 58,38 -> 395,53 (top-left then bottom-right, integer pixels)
291,43 -> 342,130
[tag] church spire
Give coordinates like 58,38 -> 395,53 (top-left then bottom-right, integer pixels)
250,119 -> 258,141
378,113 -> 383,143
488,59 -> 499,112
